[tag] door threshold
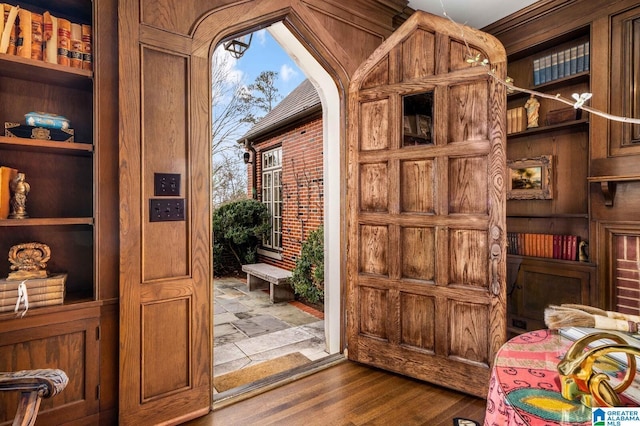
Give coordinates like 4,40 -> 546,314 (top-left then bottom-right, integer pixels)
213,353 -> 346,410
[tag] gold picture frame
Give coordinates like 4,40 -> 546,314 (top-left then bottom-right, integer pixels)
507,155 -> 553,200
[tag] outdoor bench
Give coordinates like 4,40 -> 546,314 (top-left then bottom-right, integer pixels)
241,263 -> 295,303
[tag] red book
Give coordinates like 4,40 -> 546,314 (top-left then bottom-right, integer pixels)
569,235 -> 578,261
562,235 -> 569,260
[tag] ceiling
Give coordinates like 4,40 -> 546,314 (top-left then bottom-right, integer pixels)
407,0 -> 540,29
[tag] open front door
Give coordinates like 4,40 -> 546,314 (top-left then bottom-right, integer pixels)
346,11 -> 507,397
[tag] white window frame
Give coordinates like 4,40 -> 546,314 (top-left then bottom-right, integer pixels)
261,147 -> 283,252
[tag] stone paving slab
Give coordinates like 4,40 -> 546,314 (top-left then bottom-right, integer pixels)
231,314 -> 290,337
213,276 -> 329,389
235,326 -> 315,356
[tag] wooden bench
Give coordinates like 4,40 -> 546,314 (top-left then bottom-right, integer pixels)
241,263 -> 295,303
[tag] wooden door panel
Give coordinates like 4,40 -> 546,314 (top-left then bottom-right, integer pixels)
360,225 -> 389,275
401,227 -> 436,280
400,293 -> 436,350
400,159 -> 435,213
347,10 -> 506,398
360,100 -> 390,151
402,29 -> 436,80
119,2 -> 211,423
360,163 -> 389,211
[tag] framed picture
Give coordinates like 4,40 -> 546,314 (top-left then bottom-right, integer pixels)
507,155 -> 553,200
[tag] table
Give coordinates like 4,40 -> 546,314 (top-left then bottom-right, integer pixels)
484,329 -> 640,425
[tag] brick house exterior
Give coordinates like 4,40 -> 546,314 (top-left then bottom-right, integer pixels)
240,79 -> 323,271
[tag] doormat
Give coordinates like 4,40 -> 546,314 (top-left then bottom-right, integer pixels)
453,419 -> 480,426
214,352 -> 310,392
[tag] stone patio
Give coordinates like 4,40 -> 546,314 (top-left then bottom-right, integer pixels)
213,276 -> 328,394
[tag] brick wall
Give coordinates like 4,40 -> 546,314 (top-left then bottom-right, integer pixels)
247,115 -> 324,271
614,235 -> 640,315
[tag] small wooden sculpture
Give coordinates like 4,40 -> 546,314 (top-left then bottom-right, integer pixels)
7,242 -> 50,280
9,172 -> 30,219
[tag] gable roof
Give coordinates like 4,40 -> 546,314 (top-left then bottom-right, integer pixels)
239,78 -> 321,142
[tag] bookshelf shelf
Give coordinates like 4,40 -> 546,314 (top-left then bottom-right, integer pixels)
0,135 -> 92,155
0,217 -> 93,227
0,52 -> 92,89
507,118 -> 588,139
507,72 -> 590,101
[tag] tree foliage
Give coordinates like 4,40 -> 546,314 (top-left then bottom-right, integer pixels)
241,70 -> 282,125
211,46 -> 283,206
291,226 -> 324,303
213,199 -> 271,276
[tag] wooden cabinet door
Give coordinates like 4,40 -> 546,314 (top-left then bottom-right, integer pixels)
0,306 -> 100,425
346,11 -> 507,398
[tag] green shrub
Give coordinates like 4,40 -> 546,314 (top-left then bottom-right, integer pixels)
291,226 -> 324,304
213,199 -> 270,276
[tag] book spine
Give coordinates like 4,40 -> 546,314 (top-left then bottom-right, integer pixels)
553,234 -> 560,259
15,8 -> 31,58
69,22 -> 82,68
551,52 -> 558,81
0,4 -> 18,55
0,297 -> 64,312
0,291 -> 64,308
584,41 -> 590,71
570,235 -> 578,261
570,46 -> 578,75
43,11 -> 57,63
533,58 -> 540,86
544,55 -> 552,83
30,12 -> 42,61
57,18 -> 70,66
557,50 -> 565,79
81,24 -> 91,71
0,284 -> 65,298
0,166 -> 17,219
564,48 -> 571,76
577,43 -> 585,73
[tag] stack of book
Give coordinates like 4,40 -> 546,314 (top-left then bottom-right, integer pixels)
0,3 -> 91,70
507,232 -> 580,260
506,107 -> 527,134
533,41 -> 589,86
0,273 -> 66,313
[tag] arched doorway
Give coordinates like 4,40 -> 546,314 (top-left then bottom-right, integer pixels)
211,21 -> 342,398
118,2 -> 383,423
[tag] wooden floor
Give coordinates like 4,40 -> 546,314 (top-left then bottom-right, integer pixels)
185,361 -> 487,425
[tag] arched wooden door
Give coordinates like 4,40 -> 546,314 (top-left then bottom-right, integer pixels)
346,11 -> 507,398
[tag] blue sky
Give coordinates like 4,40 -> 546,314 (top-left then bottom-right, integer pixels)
235,29 -> 306,100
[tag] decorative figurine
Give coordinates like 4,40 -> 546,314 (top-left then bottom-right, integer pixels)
579,240 -> 589,262
524,94 -> 540,128
9,172 -> 30,219
7,242 -> 51,280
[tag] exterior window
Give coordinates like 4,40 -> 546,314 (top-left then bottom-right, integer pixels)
262,147 -> 282,250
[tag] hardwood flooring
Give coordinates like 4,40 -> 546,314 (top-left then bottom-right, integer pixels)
185,360 -> 487,425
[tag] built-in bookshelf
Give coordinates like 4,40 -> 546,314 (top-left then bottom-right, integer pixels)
503,27 -> 593,335
0,0 -> 114,423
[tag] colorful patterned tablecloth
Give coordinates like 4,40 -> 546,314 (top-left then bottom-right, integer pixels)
484,329 -> 640,425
